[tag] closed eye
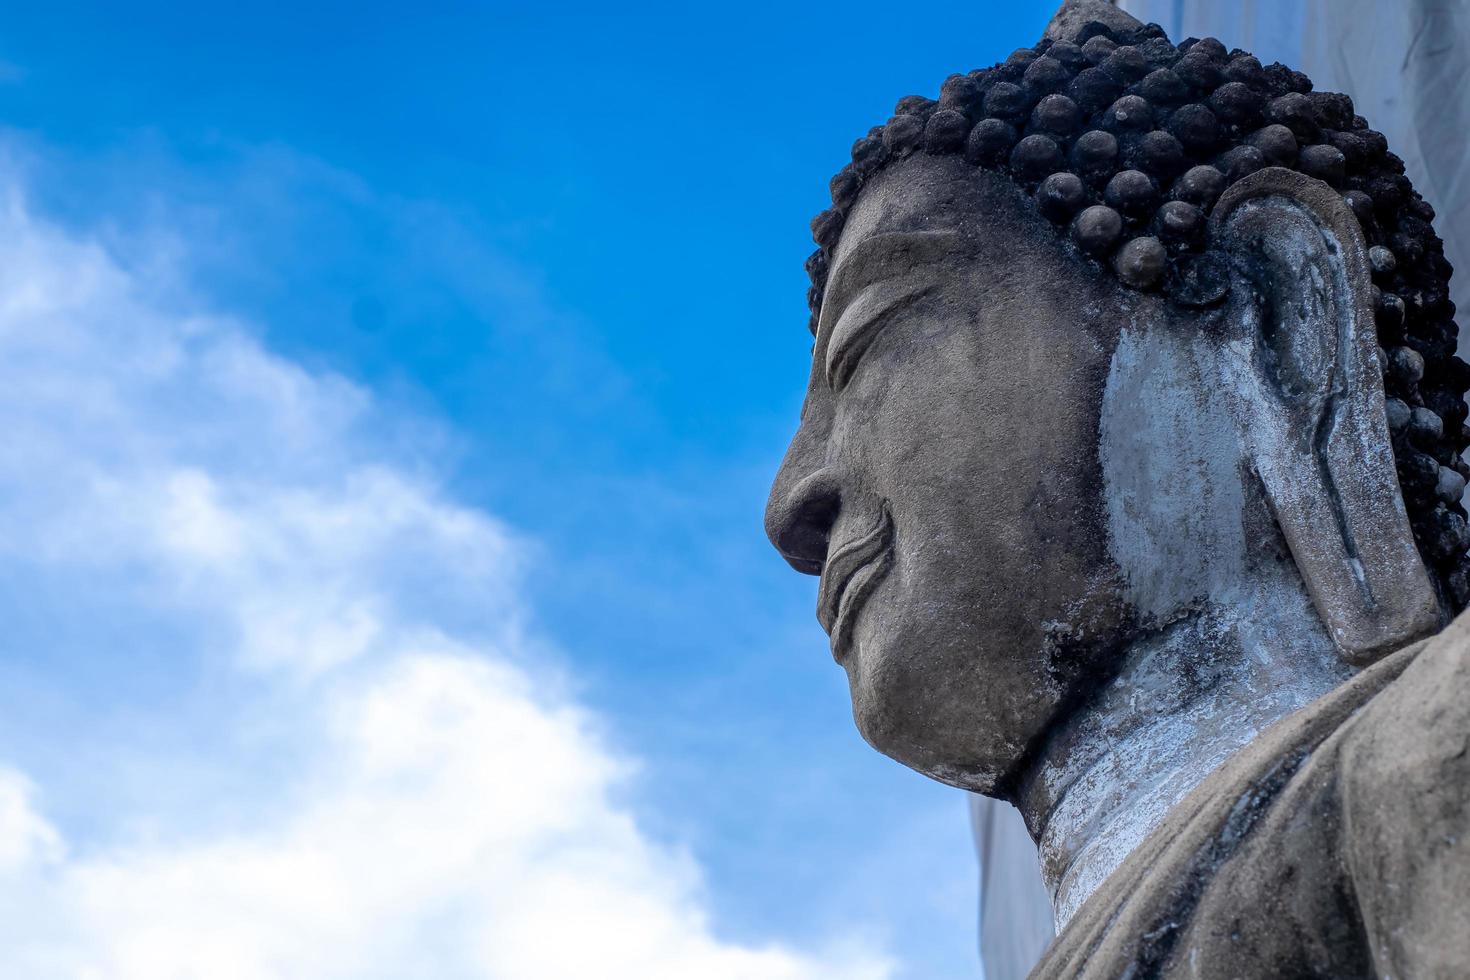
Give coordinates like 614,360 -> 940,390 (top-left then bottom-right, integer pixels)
824,279 -> 932,391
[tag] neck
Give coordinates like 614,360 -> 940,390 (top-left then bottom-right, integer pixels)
1015,576 -> 1354,929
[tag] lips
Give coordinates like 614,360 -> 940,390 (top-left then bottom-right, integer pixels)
816,506 -> 894,663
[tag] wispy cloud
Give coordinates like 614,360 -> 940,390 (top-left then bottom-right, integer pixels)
0,171 -> 894,978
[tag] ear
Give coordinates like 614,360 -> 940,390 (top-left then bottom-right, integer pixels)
1211,167 -> 1445,665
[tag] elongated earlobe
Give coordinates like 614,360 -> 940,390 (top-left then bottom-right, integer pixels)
1210,168 -> 1445,665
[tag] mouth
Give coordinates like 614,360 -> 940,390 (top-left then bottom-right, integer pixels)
816,505 -> 894,663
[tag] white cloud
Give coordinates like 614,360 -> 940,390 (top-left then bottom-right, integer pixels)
0,175 -> 894,979
0,769 -> 63,871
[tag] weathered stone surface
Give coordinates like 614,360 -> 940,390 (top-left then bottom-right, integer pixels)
1030,620 -> 1470,978
767,3 -> 1470,976
1043,0 -> 1140,43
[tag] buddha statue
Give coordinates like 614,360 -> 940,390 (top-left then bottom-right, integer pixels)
764,2 -> 1470,975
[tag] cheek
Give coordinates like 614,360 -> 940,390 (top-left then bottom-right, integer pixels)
833,307 -> 1115,617
833,341 -> 983,513
834,336 -> 1067,625
825,316 -> 1121,787
849,515 -> 1055,708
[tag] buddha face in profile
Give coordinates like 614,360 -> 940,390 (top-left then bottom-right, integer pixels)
764,19 -> 1469,796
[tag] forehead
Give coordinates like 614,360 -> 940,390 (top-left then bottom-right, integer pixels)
819,153 -> 1141,355
840,156 -> 985,250
832,154 -> 1065,283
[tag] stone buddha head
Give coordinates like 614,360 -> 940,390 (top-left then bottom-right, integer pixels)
764,2 -> 1468,802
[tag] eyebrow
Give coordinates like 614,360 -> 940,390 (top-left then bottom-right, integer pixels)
816,230 -> 965,348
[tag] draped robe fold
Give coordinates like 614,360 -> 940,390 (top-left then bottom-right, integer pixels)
1031,613 -> 1470,979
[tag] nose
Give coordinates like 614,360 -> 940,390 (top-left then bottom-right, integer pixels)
765,466 -> 842,576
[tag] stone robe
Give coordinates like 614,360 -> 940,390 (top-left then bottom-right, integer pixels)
1031,612 -> 1470,979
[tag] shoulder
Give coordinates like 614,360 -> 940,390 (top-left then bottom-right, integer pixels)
1337,613 -> 1470,974
1340,613 -> 1470,809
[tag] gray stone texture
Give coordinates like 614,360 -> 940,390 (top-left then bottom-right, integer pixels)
766,2 -> 1470,976
1031,615 -> 1470,978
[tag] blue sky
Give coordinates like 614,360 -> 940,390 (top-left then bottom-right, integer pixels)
0,2 -> 1057,976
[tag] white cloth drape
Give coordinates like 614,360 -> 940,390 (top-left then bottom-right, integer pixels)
971,795 -> 1054,980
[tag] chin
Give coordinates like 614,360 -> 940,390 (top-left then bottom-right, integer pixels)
852,694 -> 1016,794
843,622 -> 1033,796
